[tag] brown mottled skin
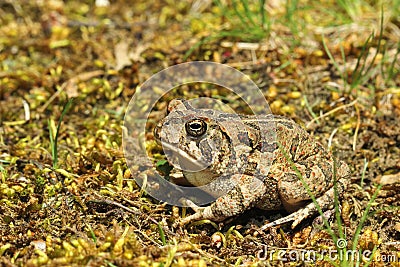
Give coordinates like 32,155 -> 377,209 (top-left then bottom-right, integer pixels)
154,99 -> 351,229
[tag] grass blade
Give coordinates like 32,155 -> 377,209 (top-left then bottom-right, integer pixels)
232,0 -> 250,27
240,0 -> 256,26
350,33 -> 373,89
351,184 -> 382,252
387,41 -> 400,82
322,35 -> 347,90
259,0 -> 266,27
361,9 -> 384,82
158,222 -> 166,246
50,98 -> 74,168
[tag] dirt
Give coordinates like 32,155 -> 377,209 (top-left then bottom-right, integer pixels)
0,1 -> 399,266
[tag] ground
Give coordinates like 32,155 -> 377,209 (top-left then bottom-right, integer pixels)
0,0 -> 399,266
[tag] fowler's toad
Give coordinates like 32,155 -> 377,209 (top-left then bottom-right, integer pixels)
154,99 -> 350,229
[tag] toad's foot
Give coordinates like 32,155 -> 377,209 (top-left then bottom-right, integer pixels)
173,198 -> 206,227
262,205 -> 317,229
180,198 -> 204,213
261,206 -> 336,230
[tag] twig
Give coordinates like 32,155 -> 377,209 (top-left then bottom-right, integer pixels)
22,99 -> 30,121
328,128 -> 339,149
306,99 -> 358,129
91,192 -> 175,235
220,41 -> 269,51
134,230 -> 164,247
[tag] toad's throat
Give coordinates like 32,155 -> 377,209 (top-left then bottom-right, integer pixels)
160,141 -> 210,172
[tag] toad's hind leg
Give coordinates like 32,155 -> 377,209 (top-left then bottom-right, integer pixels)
261,178 -> 349,229
277,158 -> 336,212
271,152 -> 350,225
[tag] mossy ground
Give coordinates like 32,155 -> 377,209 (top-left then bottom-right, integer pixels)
0,1 -> 399,266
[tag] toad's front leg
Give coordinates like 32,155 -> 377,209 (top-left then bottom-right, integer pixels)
178,174 -> 267,226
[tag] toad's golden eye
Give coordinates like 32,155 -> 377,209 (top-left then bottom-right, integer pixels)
185,119 -> 207,137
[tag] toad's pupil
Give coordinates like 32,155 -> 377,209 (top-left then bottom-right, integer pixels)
191,123 -> 201,129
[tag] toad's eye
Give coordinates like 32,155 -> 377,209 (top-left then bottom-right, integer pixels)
185,119 -> 207,137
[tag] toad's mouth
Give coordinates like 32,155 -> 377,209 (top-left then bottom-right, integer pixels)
158,140 -> 210,172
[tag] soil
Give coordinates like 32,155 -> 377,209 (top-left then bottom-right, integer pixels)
0,1 -> 399,266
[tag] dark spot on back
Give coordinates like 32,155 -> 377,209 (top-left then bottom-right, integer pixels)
258,141 -> 277,153
238,132 -> 250,146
